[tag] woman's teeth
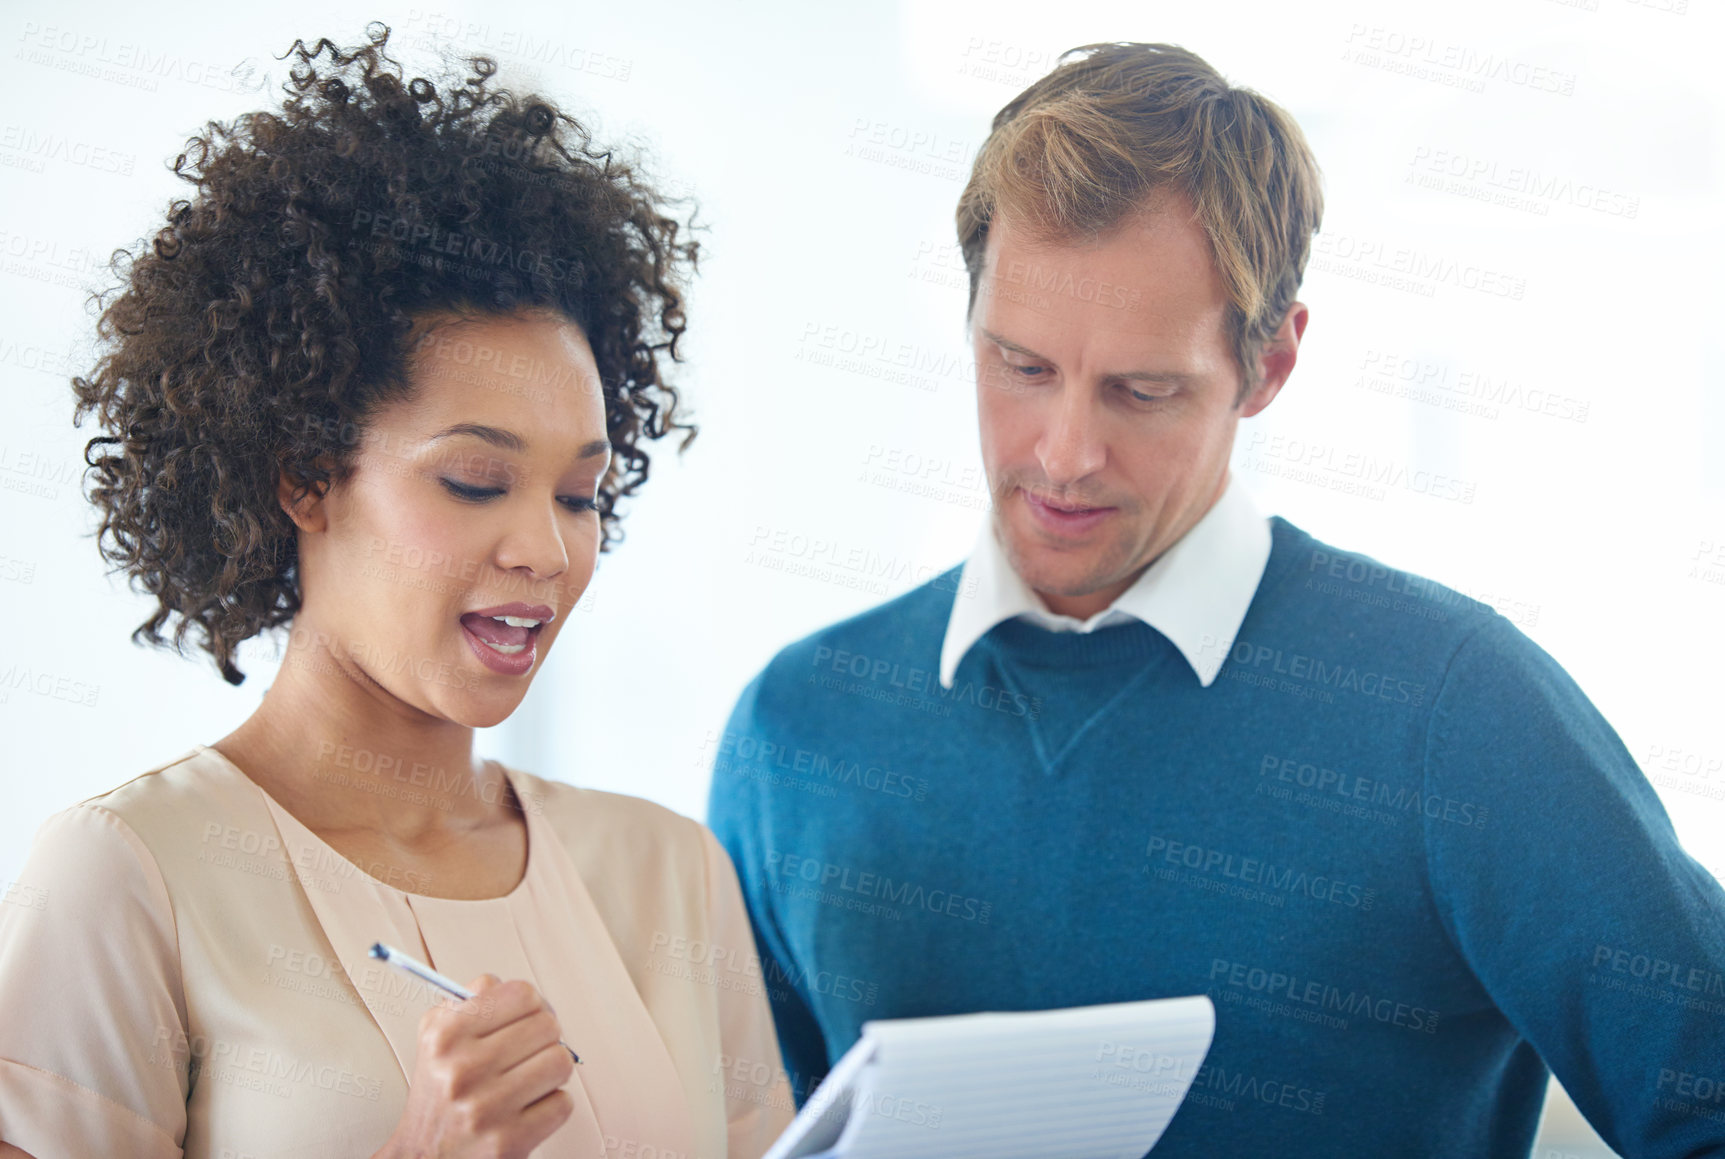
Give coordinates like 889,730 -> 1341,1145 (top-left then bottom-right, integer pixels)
493,615 -> 541,628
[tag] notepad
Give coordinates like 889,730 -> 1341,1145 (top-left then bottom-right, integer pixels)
761,994 -> 1215,1159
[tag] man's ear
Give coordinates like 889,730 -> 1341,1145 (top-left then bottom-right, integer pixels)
277,458 -> 334,533
1239,301 -> 1309,419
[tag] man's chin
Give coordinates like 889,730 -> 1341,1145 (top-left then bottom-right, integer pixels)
1004,550 -> 1116,603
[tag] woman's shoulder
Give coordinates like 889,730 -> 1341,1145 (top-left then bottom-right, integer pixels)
36,744 -> 281,893
63,748 -> 260,838
73,743 -> 252,815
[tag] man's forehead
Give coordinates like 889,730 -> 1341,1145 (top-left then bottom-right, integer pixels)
975,201 -> 1229,344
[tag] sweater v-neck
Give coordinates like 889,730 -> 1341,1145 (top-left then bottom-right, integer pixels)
979,619 -> 1179,776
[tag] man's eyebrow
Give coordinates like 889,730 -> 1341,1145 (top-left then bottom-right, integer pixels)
980,328 -> 1044,362
427,423 -> 609,459
979,329 -> 1195,385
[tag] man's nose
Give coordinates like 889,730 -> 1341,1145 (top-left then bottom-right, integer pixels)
1036,386 -> 1108,486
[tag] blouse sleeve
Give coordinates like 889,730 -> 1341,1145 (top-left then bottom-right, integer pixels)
698,824 -> 795,1159
0,804 -> 188,1158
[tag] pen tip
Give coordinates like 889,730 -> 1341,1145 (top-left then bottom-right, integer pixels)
368,942 -> 386,959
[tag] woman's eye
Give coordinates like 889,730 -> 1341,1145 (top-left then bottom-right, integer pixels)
441,479 -> 503,501
441,479 -> 599,511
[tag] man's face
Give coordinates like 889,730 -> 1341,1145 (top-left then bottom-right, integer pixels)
971,190 -> 1300,618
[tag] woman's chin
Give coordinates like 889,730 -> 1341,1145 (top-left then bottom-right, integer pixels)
446,690 -> 532,731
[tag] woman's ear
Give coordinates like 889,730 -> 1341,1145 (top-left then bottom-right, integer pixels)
277,458 -> 334,533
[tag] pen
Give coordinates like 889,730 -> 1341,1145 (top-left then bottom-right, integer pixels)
369,942 -> 582,1064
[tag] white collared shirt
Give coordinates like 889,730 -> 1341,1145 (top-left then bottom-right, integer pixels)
938,474 -> 1272,689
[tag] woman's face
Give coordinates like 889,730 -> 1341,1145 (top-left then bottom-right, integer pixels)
288,308 -> 610,728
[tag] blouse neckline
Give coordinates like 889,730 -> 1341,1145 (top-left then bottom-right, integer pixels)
194,742 -> 538,904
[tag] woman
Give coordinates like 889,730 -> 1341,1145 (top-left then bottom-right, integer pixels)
0,25 -> 793,1159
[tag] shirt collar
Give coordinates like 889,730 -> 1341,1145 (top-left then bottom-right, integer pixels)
938,473 -> 1271,689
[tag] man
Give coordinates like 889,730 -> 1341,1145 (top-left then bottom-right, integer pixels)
708,42 -> 1725,1157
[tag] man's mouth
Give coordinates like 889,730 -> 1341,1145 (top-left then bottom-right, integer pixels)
1021,489 -> 1116,534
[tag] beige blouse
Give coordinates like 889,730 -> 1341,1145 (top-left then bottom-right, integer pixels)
0,744 -> 794,1158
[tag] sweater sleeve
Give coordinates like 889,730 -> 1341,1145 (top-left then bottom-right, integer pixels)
1421,613 -> 1725,1157
706,669 -> 833,1108
0,804 -> 189,1158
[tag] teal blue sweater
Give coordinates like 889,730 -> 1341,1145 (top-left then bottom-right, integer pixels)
708,516 -> 1725,1157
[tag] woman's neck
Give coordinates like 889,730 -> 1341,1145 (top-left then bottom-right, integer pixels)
212,626 -> 510,846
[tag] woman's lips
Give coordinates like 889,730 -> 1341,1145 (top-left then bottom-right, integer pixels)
459,612 -> 541,676
1022,490 -> 1116,537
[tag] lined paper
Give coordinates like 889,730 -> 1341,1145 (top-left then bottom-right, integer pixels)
763,995 -> 1215,1159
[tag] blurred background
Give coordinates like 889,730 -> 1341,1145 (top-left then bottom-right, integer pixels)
2,2 -> 1719,1154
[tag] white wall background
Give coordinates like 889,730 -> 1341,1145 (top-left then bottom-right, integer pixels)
2,2 -> 1719,1154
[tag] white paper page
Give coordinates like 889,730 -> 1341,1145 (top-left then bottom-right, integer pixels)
763,995 -> 1215,1159
761,1032 -> 878,1159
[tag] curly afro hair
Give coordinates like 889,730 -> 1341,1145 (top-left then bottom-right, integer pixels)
71,23 -> 699,686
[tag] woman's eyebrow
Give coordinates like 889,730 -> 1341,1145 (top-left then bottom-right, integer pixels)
427,423 -> 609,459
428,423 -> 527,452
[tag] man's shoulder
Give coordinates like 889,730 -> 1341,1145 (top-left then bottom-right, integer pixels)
1260,515 -> 1511,649
748,563 -> 965,694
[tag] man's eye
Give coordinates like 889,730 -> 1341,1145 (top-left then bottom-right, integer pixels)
440,479 -> 503,501
1124,384 -> 1171,403
1008,363 -> 1046,378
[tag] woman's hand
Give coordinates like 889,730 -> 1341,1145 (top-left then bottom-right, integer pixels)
374,974 -> 576,1159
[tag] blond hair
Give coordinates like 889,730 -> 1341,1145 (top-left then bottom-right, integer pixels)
957,42 -> 1324,399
